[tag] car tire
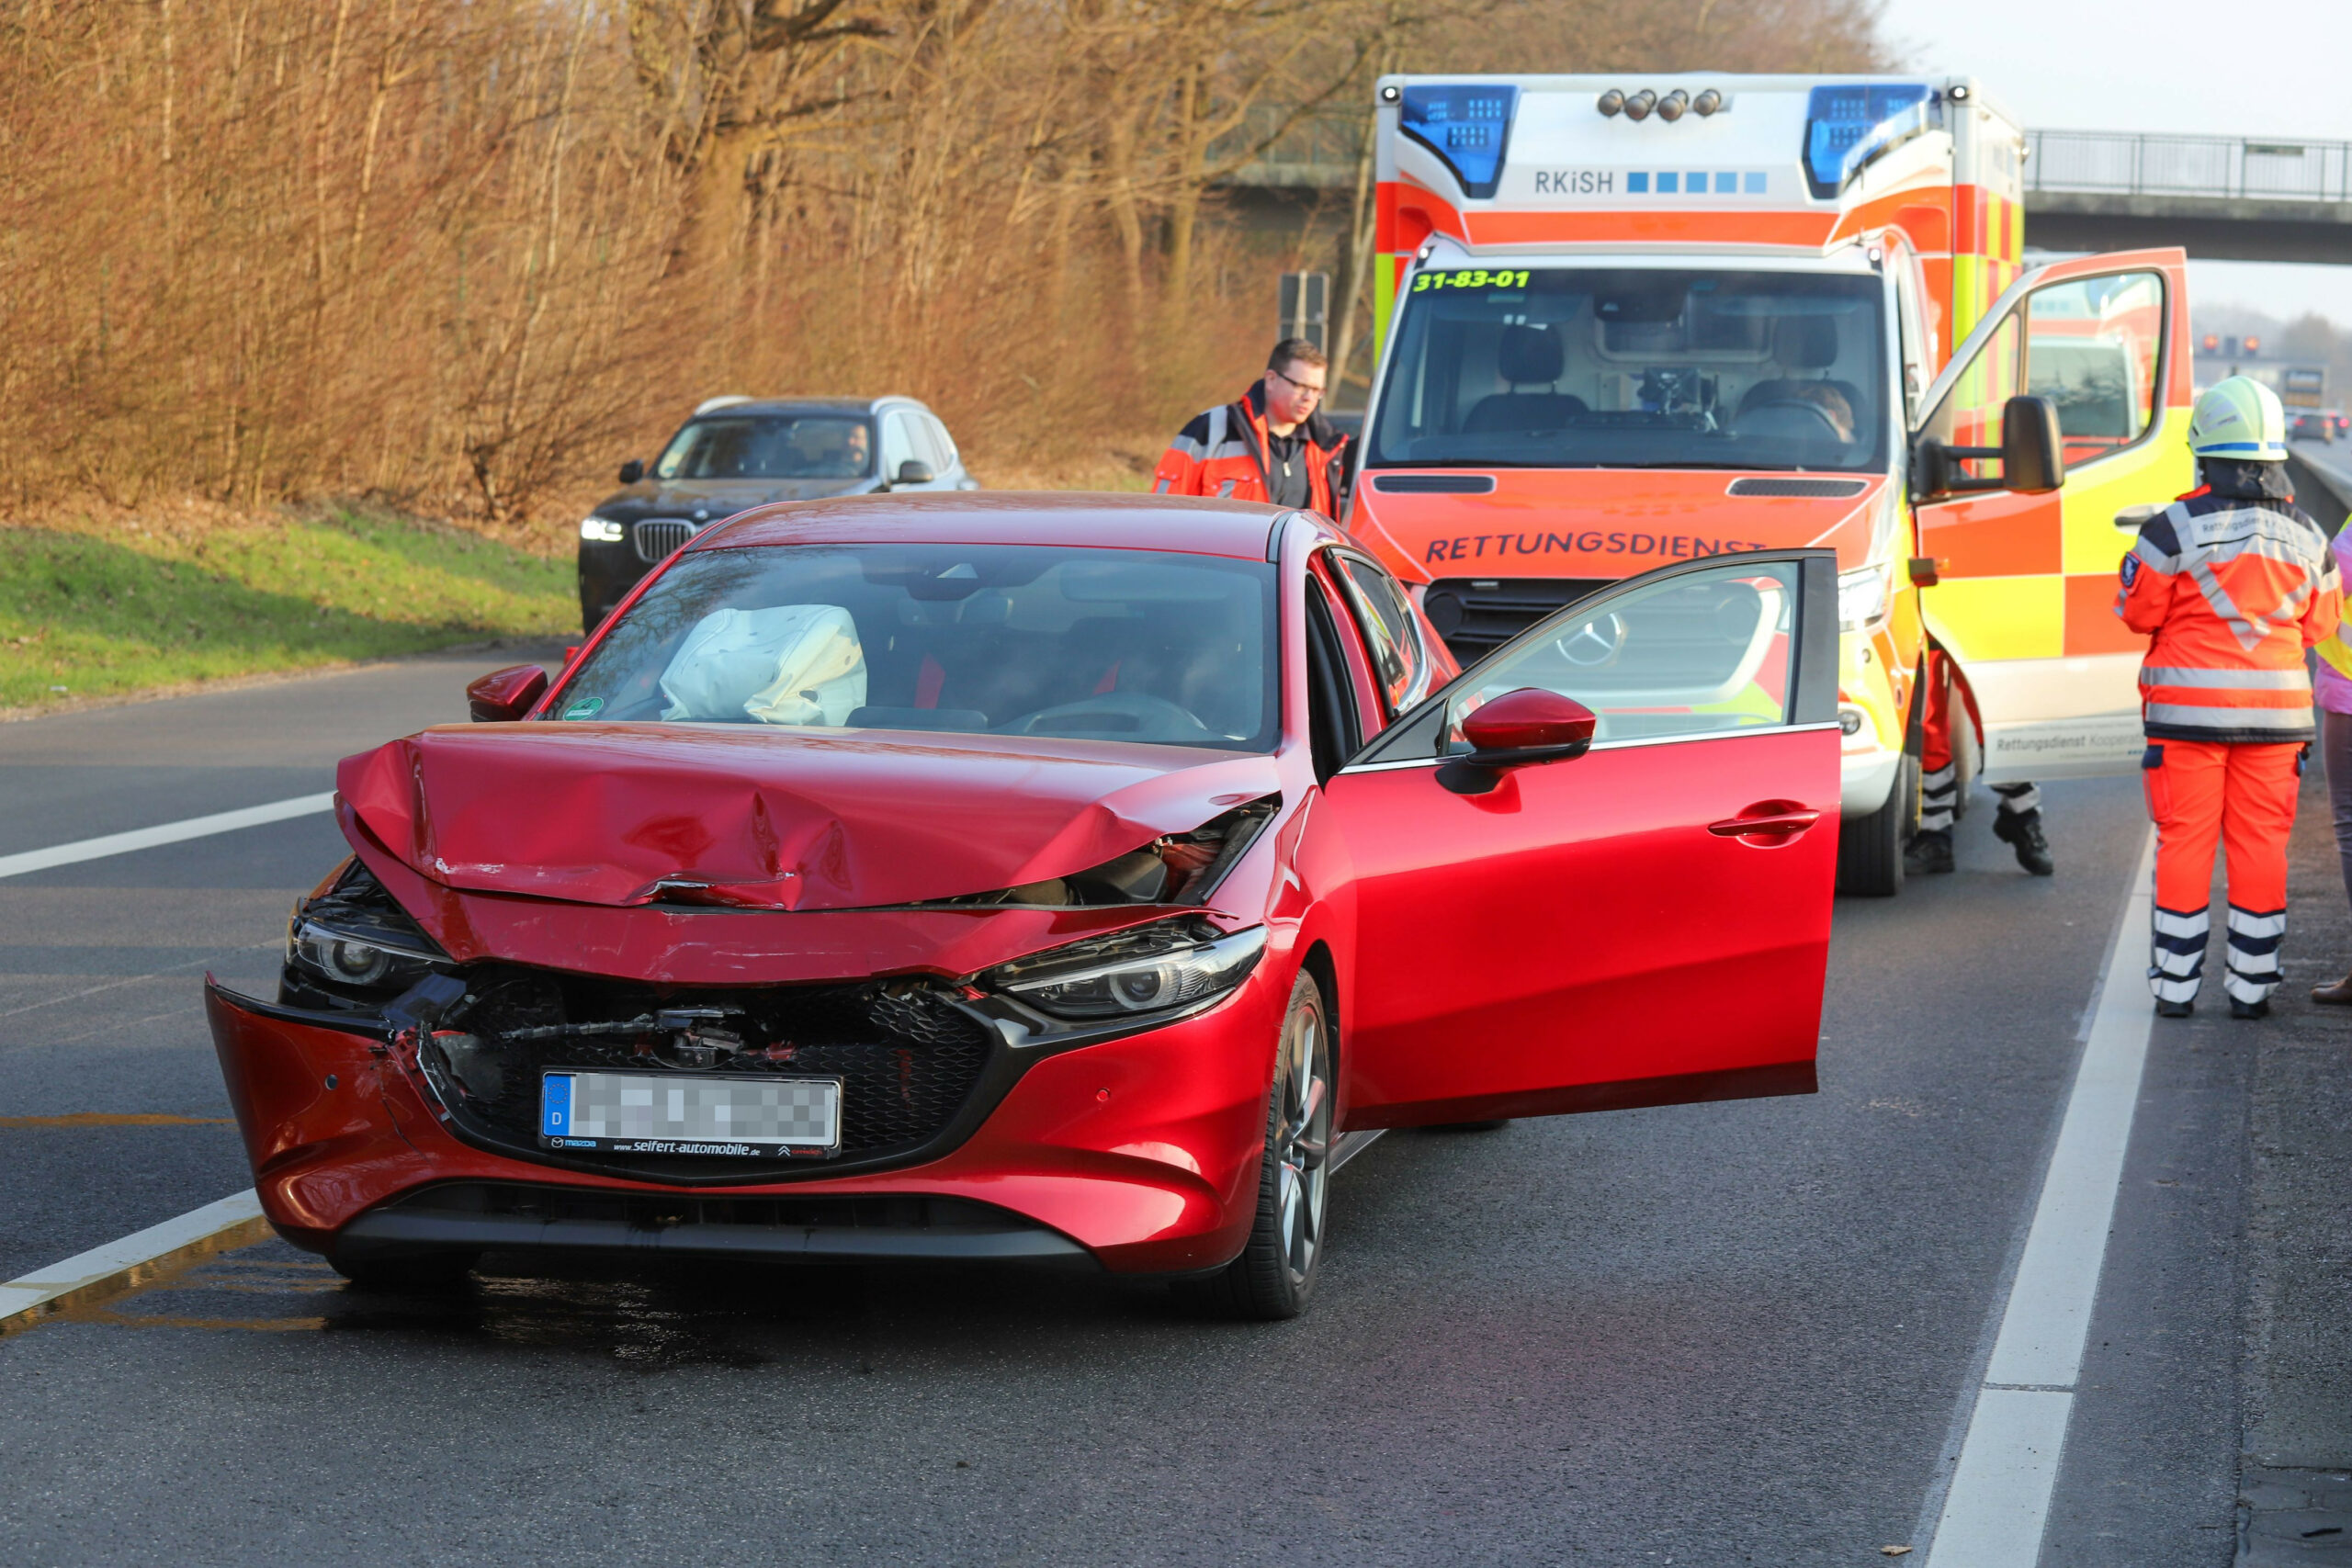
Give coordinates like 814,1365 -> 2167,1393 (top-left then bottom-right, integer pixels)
326,1250 -> 481,1292
1837,753 -> 1916,898
1179,968 -> 1333,1322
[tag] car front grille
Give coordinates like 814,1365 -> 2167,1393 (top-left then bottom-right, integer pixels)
1420,577 -> 1612,660
421,967 -> 1000,1184
633,519 -> 695,563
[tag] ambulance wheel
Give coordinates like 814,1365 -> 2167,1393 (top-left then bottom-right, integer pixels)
1837,755 -> 1915,897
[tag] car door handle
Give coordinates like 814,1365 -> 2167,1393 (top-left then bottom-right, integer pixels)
1708,806 -> 1822,840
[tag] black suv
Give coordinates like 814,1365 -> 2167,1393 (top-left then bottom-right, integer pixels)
578,395 -> 976,632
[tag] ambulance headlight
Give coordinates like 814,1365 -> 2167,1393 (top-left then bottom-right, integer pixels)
1838,563 -> 1893,632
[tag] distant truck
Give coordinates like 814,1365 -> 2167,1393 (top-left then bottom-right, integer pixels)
1345,73 -> 2194,892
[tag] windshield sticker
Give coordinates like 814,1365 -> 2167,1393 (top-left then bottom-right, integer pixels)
1412,269 -> 1532,293
561,696 -> 605,720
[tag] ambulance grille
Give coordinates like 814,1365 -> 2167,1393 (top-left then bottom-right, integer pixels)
1421,578 -> 1611,660
633,519 -> 695,562
1724,478 -> 1868,498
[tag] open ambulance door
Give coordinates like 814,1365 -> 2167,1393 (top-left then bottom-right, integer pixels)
1910,247 -> 2194,783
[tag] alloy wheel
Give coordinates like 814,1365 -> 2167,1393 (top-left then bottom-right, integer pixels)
1272,986 -> 1331,1286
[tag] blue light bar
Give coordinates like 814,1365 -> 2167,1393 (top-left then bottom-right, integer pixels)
1803,84 -> 1932,199
1399,85 -> 1520,200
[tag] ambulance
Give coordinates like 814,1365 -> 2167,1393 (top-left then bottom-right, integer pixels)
1347,74 -> 2194,892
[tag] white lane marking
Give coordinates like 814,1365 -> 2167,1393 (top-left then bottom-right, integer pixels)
0,794 -> 335,881
1926,828 -> 2157,1567
0,1190 -> 269,1334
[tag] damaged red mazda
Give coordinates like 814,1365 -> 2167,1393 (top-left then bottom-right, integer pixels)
207,493 -> 1842,1318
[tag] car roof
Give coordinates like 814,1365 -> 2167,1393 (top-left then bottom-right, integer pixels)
684,397 -> 913,419
692,491 -> 1329,561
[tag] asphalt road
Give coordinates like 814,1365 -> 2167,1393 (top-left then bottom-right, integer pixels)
0,658 -> 2257,1566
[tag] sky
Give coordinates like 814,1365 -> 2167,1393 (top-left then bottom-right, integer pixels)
1876,0 -> 2352,325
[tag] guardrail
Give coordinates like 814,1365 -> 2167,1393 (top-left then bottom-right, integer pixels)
2027,130 -> 2352,204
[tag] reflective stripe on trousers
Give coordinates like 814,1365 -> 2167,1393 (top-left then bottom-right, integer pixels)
1917,768 -> 2036,834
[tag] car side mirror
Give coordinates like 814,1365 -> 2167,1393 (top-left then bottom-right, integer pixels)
618,458 -> 645,485
466,664 -> 548,723
894,459 -> 935,487
1461,687 -> 1597,764
1915,393 -> 2067,498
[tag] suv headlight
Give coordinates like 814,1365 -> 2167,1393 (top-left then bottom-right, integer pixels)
1838,563 -> 1892,632
580,516 -> 625,543
986,919 -> 1266,1021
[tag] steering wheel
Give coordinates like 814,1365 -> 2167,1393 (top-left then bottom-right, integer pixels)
1736,400 -> 1847,444
1001,691 -> 1220,743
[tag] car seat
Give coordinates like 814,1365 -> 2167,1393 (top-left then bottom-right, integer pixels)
1737,318 -> 1864,433
1463,326 -> 1589,434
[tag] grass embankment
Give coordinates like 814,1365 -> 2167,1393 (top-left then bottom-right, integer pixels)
0,506 -> 573,711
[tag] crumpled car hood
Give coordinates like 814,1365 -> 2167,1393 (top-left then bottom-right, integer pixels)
336,724 -> 1279,912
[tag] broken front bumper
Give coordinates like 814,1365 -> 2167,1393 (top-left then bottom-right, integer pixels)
205,970 -> 1283,1276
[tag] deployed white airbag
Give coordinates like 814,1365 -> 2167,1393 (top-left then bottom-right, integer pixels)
658,604 -> 867,725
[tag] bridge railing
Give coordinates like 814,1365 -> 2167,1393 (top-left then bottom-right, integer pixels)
2027,130 -> 2352,203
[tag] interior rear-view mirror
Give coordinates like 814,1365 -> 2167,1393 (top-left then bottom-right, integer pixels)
618,458 -> 645,485
1462,687 -> 1598,763
895,459 -> 935,487
467,664 -> 548,723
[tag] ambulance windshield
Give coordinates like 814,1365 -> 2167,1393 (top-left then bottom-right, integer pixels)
1369,268 -> 1886,473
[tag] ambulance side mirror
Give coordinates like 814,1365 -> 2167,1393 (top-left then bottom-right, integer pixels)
2000,395 -> 2065,495
1914,394 -> 2066,499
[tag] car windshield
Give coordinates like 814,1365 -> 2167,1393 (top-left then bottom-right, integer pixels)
653,415 -> 875,480
1370,267 -> 1888,472
552,545 -> 1279,750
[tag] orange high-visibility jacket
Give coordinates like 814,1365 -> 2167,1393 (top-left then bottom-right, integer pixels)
1153,381 -> 1351,517
2117,483 -> 2343,743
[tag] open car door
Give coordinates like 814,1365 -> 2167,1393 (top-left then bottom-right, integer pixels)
1913,247 -> 2194,783
1320,548 -> 1841,1129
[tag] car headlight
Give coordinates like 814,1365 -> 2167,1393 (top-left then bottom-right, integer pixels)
282,861 -> 451,1005
986,919 -> 1266,1021
1838,563 -> 1892,632
580,516 -> 625,543
287,917 -> 445,992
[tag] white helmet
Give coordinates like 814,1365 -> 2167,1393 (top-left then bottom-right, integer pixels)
2189,375 -> 2289,462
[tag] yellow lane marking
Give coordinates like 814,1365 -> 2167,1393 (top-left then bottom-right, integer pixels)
0,1113 -> 233,1128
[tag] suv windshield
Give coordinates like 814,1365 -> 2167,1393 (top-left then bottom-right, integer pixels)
654,415 -> 875,480
553,545 -> 1278,750
1370,267 -> 1887,472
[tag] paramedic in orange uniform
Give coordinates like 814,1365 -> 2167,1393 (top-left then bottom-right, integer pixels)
1907,652 -> 2052,876
1154,339 -> 1352,518
2120,377 -> 2342,1019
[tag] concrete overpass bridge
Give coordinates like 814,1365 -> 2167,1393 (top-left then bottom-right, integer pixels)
2025,131 -> 2352,263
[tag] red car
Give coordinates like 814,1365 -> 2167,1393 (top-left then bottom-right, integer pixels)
208,494 -> 1840,1318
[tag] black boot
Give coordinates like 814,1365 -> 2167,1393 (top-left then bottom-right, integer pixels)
1994,809 -> 2054,876
2157,998 -> 2194,1018
2231,995 -> 2271,1021
1905,829 -> 1954,874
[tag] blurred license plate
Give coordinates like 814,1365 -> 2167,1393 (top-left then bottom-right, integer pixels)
539,1071 -> 841,1156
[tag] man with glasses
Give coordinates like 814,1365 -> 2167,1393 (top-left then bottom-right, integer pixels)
1153,339 -> 1352,518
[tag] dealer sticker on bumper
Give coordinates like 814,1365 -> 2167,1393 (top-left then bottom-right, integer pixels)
539,1071 -> 842,1156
